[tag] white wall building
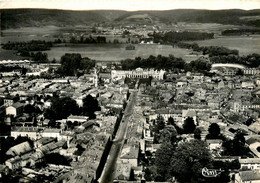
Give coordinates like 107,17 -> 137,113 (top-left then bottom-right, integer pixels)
111,68 -> 165,81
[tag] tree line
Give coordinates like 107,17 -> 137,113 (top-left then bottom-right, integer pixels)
70,35 -> 106,44
177,42 -> 260,68
149,31 -> 214,44
121,55 -> 212,73
2,40 -> 50,63
222,29 -> 260,36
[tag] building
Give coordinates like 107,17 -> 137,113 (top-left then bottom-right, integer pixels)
239,158 -> 260,170
114,163 -> 132,181
11,127 -> 43,140
111,68 -> 165,81
67,115 -> 89,124
243,68 -> 260,75
5,157 -> 22,171
6,102 -> 24,117
120,146 -> 139,167
6,141 -> 32,157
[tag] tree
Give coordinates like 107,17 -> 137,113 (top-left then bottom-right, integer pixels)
152,116 -> 165,143
167,117 -> 175,126
222,131 -> 250,156
45,153 -> 70,166
183,117 -> 196,134
170,140 -> 212,182
154,142 -> 175,180
82,95 -> 100,119
206,123 -> 221,139
59,53 -> 82,76
44,96 -> 80,120
194,128 -> 202,140
158,125 -> 178,144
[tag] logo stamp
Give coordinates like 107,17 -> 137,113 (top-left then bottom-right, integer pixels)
202,167 -> 224,177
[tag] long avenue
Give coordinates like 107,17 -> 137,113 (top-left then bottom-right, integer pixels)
99,91 -> 137,183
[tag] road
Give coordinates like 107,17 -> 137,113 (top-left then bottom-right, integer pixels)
99,91 -> 137,183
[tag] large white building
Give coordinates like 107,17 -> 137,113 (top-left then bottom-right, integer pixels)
111,68 -> 165,81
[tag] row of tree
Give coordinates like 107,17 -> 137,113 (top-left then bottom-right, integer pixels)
222,29 -> 260,36
121,55 -> 212,73
150,31 -> 214,44
70,36 -> 106,44
2,40 -> 53,51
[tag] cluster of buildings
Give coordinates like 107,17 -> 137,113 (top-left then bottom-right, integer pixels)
0,57 -> 260,183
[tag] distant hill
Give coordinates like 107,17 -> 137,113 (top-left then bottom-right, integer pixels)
115,9 -> 260,26
1,8 -> 260,29
0,9 -> 109,29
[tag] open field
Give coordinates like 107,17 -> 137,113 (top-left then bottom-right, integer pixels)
43,44 -> 192,61
186,35 -> 260,56
0,26 -> 62,44
0,48 -> 25,60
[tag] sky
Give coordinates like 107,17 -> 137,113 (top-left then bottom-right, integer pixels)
0,0 -> 259,11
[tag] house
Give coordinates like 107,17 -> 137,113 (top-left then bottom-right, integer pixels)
120,146 -> 139,167
206,139 -> 222,151
30,151 -> 45,166
182,109 -> 197,124
42,128 -> 61,138
6,102 -> 24,117
6,141 -> 32,157
67,115 -> 89,124
114,162 -> 132,181
239,158 -> 260,170
11,127 -> 43,140
5,157 -> 22,171
34,137 -> 56,148
3,97 -> 16,106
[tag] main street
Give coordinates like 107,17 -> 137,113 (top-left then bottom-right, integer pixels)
99,91 -> 137,183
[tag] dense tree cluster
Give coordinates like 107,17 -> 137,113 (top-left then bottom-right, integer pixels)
0,65 -> 27,74
177,42 -> 260,68
2,40 -> 52,51
121,55 -> 185,71
56,53 -> 95,76
150,31 -> 214,44
82,94 -> 101,119
30,52 -> 48,62
222,29 -> 260,36
151,116 -> 178,144
44,94 -> 100,121
2,40 -> 50,62
151,140 -> 213,182
222,131 -> 251,157
44,96 -> 80,120
121,55 -> 211,73
70,35 -> 106,44
177,42 -> 239,56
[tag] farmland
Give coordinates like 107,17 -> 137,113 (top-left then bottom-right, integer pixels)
43,44 -> 192,62
186,35 -> 260,56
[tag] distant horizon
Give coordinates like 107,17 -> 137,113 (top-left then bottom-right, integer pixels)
1,7 -> 260,12
1,0 -> 260,11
